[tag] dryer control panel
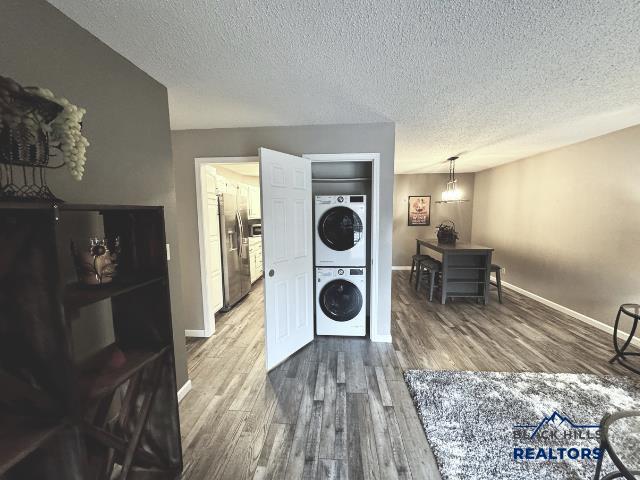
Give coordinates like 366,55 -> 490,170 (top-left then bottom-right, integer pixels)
315,195 -> 367,206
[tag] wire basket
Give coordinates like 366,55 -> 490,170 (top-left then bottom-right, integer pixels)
0,77 -> 65,201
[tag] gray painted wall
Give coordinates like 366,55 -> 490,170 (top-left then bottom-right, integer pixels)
1,0 -> 188,387
171,123 -> 395,338
393,173 -> 475,266
472,124 -> 640,328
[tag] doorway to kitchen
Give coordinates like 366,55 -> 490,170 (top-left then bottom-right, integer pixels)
194,157 -> 262,337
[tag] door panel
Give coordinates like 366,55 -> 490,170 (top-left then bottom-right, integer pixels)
293,199 -> 307,259
210,237 -> 222,271
260,148 -> 313,370
209,271 -> 223,313
271,198 -> 288,264
295,273 -> 308,328
203,167 -> 223,320
275,280 -> 288,340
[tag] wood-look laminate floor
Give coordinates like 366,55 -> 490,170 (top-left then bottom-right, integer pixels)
179,272 -> 635,479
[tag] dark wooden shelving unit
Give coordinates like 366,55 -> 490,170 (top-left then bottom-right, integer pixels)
0,203 -> 183,479
0,419 -> 65,475
64,276 -> 166,311
78,345 -> 170,401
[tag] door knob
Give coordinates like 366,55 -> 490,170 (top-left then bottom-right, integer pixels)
268,269 -> 275,277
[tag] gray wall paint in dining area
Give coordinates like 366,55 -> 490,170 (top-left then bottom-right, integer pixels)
471,124 -> 640,328
393,173 -> 475,266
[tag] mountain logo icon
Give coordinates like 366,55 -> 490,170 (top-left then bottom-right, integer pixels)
514,411 -> 600,439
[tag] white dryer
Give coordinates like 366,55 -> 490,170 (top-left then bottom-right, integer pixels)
316,267 -> 366,336
315,195 -> 367,267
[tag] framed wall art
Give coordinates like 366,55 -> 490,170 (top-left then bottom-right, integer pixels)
408,195 -> 431,226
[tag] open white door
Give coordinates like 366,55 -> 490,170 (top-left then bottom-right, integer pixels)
259,148 -> 314,370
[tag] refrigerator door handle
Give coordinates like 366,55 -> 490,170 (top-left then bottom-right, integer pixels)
236,211 -> 243,256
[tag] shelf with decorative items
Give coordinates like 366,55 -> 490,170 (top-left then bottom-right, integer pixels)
64,275 -> 166,311
0,203 -> 183,479
0,75 -> 89,202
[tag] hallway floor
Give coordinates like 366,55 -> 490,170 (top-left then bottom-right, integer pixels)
179,273 -> 633,479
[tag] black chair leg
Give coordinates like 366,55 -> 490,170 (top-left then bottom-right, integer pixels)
415,265 -> 422,291
429,271 -> 436,302
409,259 -> 416,283
496,269 -> 503,304
423,269 -> 430,299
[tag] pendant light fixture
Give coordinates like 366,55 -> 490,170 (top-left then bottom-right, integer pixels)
436,156 -> 469,204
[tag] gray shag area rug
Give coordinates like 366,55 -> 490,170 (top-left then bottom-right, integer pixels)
404,370 -> 640,480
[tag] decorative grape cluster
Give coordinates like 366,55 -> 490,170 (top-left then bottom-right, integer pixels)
33,87 -> 89,181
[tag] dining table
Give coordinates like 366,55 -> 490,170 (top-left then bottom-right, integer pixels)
416,238 -> 494,305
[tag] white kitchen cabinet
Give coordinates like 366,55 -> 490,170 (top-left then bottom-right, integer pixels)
214,175 -> 260,219
238,184 -> 249,205
248,236 -> 263,283
248,186 -> 261,219
216,176 -> 238,194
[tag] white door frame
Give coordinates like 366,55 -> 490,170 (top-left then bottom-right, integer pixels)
302,153 -> 385,342
193,156 -> 259,337
194,152 -> 385,344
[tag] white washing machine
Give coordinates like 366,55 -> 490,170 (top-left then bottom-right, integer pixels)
316,267 -> 366,336
315,195 -> 367,267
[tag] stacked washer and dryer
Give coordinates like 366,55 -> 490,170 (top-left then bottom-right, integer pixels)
314,195 -> 367,336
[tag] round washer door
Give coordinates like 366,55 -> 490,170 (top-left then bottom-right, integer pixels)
318,206 -> 363,251
319,279 -> 363,322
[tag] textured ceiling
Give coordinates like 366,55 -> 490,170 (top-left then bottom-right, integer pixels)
47,0 -> 640,172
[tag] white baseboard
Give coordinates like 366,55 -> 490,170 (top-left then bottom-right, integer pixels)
496,277 -> 640,348
177,379 -> 192,403
392,266 -> 412,271
371,334 -> 393,343
185,329 -> 212,338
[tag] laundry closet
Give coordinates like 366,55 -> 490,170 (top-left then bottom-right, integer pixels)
258,148 -> 380,369
311,161 -> 372,337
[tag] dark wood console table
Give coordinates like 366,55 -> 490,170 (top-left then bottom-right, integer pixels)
416,238 -> 494,305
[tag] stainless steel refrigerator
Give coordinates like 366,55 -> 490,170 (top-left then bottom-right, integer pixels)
219,192 -> 251,311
